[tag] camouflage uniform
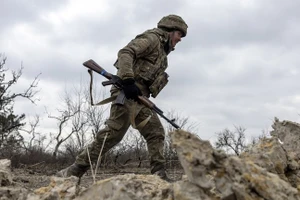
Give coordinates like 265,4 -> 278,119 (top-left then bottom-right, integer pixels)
76,28 -> 169,173
57,14 -> 188,180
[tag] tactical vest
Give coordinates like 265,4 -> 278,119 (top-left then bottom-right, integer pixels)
132,28 -> 169,98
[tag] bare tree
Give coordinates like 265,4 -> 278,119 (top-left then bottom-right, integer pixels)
0,54 -> 40,158
19,115 -> 40,152
165,110 -> 200,133
25,116 -> 52,153
70,86 -> 90,149
119,129 -> 148,167
131,129 -> 147,167
63,82 -> 109,158
0,55 -> 40,111
215,125 -> 247,155
15,115 -> 55,167
48,88 -> 88,158
85,105 -> 107,139
84,84 -> 108,139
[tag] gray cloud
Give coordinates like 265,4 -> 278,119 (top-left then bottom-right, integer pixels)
0,0 -> 68,27
1,0 -> 300,141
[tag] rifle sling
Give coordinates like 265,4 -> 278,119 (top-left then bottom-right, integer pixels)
88,70 -> 151,129
131,102 -> 152,130
88,69 -> 94,105
88,70 -> 118,105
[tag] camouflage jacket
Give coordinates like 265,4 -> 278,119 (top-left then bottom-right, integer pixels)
114,28 -> 170,98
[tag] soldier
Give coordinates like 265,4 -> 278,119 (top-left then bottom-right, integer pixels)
57,14 -> 188,182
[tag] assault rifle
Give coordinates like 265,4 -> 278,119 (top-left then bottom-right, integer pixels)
83,59 -> 180,129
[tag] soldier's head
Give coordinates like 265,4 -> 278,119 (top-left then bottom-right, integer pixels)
158,14 -> 188,49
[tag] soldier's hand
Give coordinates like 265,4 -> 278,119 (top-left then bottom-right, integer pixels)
122,78 -> 142,101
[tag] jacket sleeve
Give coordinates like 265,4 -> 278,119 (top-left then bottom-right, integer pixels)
116,33 -> 159,80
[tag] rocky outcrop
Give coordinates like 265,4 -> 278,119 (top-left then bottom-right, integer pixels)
27,176 -> 80,200
3,117 -> 300,199
171,128 -> 300,200
75,174 -> 172,200
170,117 -> 300,199
0,159 -> 13,186
269,118 -> 300,187
0,159 -> 28,200
238,118 -> 300,188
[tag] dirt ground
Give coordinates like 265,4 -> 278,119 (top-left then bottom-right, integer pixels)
11,163 -> 185,191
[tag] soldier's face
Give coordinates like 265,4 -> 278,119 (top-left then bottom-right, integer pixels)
169,30 -> 182,48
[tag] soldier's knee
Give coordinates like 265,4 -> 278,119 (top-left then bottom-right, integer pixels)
95,119 -> 126,143
106,119 -> 124,131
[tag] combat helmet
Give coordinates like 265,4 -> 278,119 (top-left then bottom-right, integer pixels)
157,14 -> 188,37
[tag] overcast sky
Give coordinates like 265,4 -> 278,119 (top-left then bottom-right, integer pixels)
1,0 -> 300,143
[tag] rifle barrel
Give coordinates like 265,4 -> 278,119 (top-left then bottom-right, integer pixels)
157,112 -> 180,129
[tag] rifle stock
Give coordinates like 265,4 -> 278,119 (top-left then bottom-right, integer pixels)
83,59 -> 180,129
83,59 -> 112,80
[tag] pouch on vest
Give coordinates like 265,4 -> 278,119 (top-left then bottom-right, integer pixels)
149,72 -> 169,98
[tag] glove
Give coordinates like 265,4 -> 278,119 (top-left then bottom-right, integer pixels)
122,78 -> 141,101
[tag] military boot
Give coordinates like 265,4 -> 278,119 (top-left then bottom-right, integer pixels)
153,169 -> 174,183
56,163 -> 89,178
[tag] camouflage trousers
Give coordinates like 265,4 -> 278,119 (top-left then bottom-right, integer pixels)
75,92 -> 166,174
